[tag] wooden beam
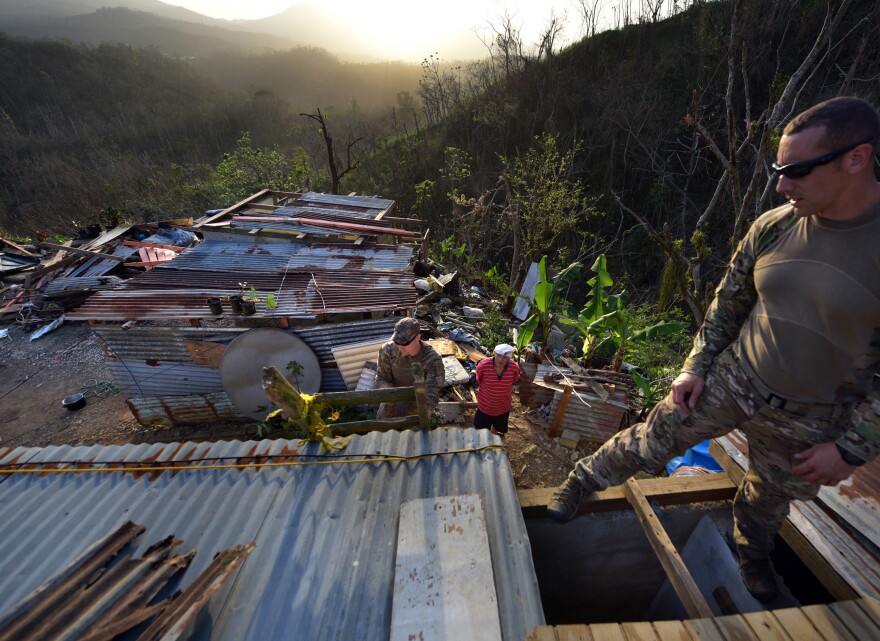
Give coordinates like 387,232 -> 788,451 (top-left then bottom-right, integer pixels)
35,242 -> 126,262
314,386 -> 416,407
623,478 -> 714,619
195,189 -> 271,227
549,385 -> 573,438
413,362 -> 431,429
21,255 -> 79,280
518,473 -> 737,518
330,416 -> 422,435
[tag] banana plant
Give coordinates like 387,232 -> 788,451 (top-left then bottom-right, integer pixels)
558,254 -> 614,364
522,255 -> 582,356
588,293 -> 689,372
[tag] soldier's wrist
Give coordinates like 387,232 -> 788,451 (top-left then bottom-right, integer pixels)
835,443 -> 867,467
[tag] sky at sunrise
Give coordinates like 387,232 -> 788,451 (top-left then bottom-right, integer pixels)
159,0 -> 585,60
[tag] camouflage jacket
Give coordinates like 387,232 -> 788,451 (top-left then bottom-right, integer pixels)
376,340 -> 445,410
682,204 -> 880,463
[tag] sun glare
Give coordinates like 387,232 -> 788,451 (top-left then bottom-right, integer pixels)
159,0 -> 566,60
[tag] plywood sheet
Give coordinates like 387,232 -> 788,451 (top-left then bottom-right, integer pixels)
391,495 -> 502,641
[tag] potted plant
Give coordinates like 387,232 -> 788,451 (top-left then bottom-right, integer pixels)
240,284 -> 263,316
206,297 -> 223,315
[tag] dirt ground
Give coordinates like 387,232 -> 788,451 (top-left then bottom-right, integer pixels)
0,321 -> 576,488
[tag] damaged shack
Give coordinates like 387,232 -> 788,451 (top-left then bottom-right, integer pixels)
59,190 -> 425,427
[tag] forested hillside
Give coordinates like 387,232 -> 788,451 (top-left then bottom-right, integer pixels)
1,0 -> 878,322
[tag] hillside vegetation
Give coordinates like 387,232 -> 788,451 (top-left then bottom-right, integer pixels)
1,0 -> 878,321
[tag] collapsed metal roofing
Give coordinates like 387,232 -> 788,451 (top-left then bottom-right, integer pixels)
0,429 -> 544,641
67,241 -> 417,321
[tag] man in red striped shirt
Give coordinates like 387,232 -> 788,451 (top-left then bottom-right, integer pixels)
474,344 -> 521,435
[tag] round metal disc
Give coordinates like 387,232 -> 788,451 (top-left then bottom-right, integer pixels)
221,328 -> 321,420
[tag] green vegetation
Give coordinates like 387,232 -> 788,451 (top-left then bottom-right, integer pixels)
1,0 -> 876,386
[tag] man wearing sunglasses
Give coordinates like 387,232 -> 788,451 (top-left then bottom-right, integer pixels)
376,317 -> 445,419
549,96 -> 880,604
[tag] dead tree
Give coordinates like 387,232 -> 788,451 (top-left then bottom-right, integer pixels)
300,108 -> 363,195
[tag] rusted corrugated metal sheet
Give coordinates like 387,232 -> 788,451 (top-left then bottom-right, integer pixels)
0,430 -> 543,641
546,385 -> 629,446
0,520 -> 253,641
67,276 -> 414,320
67,241 -> 417,321
127,392 -> 243,427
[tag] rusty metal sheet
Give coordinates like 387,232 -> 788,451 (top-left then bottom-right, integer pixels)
126,392 -> 244,427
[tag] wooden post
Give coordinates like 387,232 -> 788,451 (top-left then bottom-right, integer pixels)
412,362 -> 431,429
549,385 -> 573,438
622,478 -> 714,619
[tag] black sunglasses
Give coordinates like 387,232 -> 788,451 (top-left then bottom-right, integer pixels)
772,136 -> 873,179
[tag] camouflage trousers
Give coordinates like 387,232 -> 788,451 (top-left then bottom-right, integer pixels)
573,348 -> 853,560
377,401 -> 417,419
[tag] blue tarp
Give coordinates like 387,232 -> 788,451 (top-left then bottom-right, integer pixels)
666,439 -> 724,475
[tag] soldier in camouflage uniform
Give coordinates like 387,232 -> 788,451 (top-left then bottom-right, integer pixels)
376,317 -> 445,418
548,97 -> 880,604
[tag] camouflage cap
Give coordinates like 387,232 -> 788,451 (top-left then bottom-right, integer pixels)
392,317 -> 422,345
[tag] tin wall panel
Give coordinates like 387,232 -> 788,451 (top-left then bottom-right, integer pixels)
105,360 -> 224,396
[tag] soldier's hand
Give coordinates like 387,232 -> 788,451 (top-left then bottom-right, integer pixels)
671,372 -> 704,412
792,442 -> 855,486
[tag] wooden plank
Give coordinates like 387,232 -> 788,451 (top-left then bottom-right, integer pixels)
184,339 -> 227,368
413,362 -> 431,429
391,495 -> 502,641
0,237 -> 36,257
682,618 -> 726,641
800,604 -> 859,641
713,614 -> 763,640
770,607 -> 830,641
527,628 -> 560,641
549,386 -> 574,438
622,478 -> 714,619
35,242 -> 126,262
195,188 -> 271,227
739,610 -> 794,641
589,623 -> 627,641
555,624 -> 594,640
518,474 -> 738,518
330,416 -> 421,435
651,620 -> 696,641
829,600 -> 880,640
857,597 -> 880,623
620,621 -> 660,641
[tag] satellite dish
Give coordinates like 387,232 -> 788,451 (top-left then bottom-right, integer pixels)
221,328 -> 321,420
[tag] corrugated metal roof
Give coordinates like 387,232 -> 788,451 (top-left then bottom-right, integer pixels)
67,241 -> 417,321
0,430 -> 544,641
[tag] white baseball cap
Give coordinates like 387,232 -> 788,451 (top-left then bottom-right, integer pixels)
494,344 -> 516,356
